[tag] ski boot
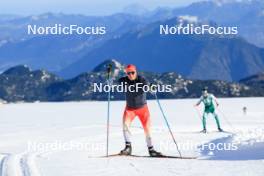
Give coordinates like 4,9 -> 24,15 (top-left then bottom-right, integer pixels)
120,142 -> 132,155
201,129 -> 207,133
218,128 -> 224,132
148,146 -> 163,157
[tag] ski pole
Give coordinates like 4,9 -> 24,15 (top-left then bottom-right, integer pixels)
194,106 -> 203,122
106,64 -> 112,157
154,93 -> 182,158
217,108 -> 238,133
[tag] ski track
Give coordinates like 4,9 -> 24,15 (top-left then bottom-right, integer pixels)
0,125 -> 259,176
0,153 -> 41,176
0,125 -> 128,176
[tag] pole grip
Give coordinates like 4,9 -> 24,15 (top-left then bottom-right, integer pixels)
107,64 -> 112,79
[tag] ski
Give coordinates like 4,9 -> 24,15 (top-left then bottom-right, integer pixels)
101,153 -> 197,159
204,130 -> 234,134
178,130 -> 233,134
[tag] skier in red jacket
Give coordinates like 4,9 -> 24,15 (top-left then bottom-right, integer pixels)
118,64 -> 162,157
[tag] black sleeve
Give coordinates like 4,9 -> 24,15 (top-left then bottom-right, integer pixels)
138,76 -> 149,86
118,77 -> 126,84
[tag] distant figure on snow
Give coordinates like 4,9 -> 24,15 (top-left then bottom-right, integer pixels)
195,88 -> 223,133
243,106 -> 247,115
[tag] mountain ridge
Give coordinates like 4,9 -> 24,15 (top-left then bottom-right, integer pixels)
60,17 -> 264,81
0,60 -> 263,102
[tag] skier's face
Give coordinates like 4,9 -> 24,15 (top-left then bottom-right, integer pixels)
127,70 -> 137,80
202,90 -> 208,97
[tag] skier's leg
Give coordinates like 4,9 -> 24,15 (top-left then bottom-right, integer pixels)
136,105 -> 153,147
123,107 -> 136,143
202,112 -> 207,131
137,105 -> 162,156
213,112 -> 222,130
120,107 -> 136,155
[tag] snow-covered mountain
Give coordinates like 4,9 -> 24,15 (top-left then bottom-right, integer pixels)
0,0 -> 263,78
172,0 -> 264,47
60,17 -> 264,81
0,60 -> 263,102
0,13 -> 146,72
0,65 -> 60,101
141,0 -> 264,47
240,72 -> 264,90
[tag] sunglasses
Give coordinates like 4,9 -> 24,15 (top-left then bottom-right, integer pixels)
127,71 -> 135,75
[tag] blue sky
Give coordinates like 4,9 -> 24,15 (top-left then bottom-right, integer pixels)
0,0 -> 203,16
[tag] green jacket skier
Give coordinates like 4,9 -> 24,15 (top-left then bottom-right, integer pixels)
195,88 -> 223,133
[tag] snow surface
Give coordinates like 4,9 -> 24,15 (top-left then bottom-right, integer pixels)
0,97 -> 263,176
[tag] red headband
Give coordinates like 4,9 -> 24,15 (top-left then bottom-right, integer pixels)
125,64 -> 136,72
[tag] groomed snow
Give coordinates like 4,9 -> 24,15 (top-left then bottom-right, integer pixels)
0,97 -> 263,176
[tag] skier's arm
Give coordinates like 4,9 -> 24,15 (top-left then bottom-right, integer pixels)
140,76 -> 156,95
139,76 -> 149,86
118,77 -> 126,84
212,94 -> 219,107
195,97 -> 203,106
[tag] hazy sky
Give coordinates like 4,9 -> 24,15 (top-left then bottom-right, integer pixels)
0,0 -> 203,16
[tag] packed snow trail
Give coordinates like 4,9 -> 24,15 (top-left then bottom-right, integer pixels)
0,153 -> 41,176
0,98 -> 263,176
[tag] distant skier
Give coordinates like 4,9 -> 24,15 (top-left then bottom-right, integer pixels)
118,64 -> 162,157
243,106 -> 247,115
195,88 -> 223,133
